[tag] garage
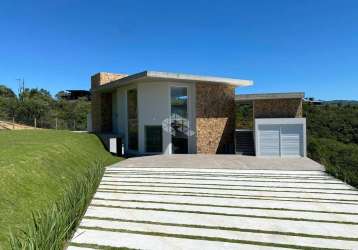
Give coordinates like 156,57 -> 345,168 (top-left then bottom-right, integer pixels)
255,118 -> 306,157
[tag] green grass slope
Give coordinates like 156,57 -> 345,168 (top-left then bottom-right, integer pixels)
0,130 -> 120,248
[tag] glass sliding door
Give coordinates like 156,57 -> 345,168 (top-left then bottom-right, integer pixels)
170,87 -> 188,154
127,89 -> 138,151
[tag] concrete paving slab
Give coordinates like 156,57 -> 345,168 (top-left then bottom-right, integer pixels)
107,155 -> 325,170
105,168 -> 325,173
83,205 -> 358,239
71,228 -> 288,250
69,157 -> 358,249
106,168 -> 325,174
98,184 -> 358,201
104,169 -> 330,178
101,176 -> 352,189
66,247 -> 95,250
90,199 -> 358,223
100,181 -> 358,194
94,192 -> 358,214
79,218 -> 358,249
107,170 -> 327,177
103,174 -> 341,183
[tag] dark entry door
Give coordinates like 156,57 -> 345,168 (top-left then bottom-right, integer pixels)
171,120 -> 188,154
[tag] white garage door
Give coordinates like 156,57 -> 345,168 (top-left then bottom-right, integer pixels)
258,125 -> 280,156
280,124 -> 302,156
257,123 -> 304,157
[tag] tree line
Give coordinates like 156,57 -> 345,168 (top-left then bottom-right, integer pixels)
0,85 -> 90,130
303,102 -> 358,187
304,102 -> 358,144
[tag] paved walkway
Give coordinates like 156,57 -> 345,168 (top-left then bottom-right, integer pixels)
68,156 -> 358,250
108,155 -> 325,170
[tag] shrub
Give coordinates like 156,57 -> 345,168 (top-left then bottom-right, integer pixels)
9,161 -> 104,250
308,137 -> 358,188
304,103 -> 358,144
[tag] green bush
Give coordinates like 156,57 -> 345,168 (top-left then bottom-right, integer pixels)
304,103 -> 358,144
9,161 -> 104,250
308,136 -> 358,188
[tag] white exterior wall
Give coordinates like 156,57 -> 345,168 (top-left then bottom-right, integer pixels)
113,81 -> 196,155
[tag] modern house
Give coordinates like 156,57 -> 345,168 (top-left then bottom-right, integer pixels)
90,71 -> 306,157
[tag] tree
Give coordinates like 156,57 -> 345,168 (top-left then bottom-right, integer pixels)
16,88 -> 54,126
0,85 -> 17,119
304,103 -> 358,144
0,84 -> 91,130
0,85 -> 16,98
54,97 -> 90,130
73,97 -> 91,129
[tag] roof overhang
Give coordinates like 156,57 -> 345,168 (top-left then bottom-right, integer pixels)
93,71 -> 253,92
236,92 -> 305,102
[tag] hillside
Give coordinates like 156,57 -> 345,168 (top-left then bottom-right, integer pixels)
0,130 -> 120,248
304,102 -> 358,144
323,100 -> 358,105
303,103 -> 358,187
0,120 -> 34,130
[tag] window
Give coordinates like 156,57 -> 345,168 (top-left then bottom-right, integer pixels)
236,102 -> 253,129
145,126 -> 163,153
127,89 -> 138,150
170,87 -> 188,154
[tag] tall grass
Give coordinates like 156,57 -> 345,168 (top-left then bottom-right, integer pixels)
9,161 -> 105,250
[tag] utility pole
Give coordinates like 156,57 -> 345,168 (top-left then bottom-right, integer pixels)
16,78 -> 25,100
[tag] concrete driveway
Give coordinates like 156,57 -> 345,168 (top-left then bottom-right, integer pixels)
69,155 -> 358,250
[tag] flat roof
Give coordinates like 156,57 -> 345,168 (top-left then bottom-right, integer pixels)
236,92 -> 304,101
93,70 -> 253,92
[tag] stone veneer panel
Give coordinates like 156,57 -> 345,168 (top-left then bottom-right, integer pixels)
91,91 -> 102,132
253,99 -> 303,118
196,82 -> 235,154
91,72 -> 127,89
91,72 -> 127,132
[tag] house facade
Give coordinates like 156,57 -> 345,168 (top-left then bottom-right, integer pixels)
235,93 -> 306,157
91,71 -> 305,157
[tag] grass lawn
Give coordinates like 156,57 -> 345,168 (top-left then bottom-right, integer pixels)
0,130 -> 121,249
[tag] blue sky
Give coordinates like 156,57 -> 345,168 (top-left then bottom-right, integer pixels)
0,0 -> 357,100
